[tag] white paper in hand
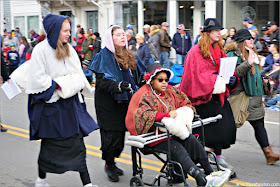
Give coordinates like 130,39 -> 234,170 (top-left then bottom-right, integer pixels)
219,57 -> 238,84
1,79 -> 22,99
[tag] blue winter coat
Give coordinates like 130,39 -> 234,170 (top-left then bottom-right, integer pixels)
172,30 -> 192,55
263,54 -> 274,70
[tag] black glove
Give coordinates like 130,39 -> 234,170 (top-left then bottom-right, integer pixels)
229,76 -> 237,86
119,81 -> 131,92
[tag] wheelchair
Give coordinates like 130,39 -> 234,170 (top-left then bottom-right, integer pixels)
125,114 -> 230,186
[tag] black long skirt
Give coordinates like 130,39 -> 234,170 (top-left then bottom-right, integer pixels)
193,94 -> 236,150
38,134 -> 87,174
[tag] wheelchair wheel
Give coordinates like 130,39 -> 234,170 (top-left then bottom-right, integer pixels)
130,176 -> 144,186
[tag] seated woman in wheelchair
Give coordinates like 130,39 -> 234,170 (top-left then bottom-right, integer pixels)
125,63 -> 231,186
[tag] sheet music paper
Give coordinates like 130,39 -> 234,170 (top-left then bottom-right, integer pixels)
1,79 -> 22,100
219,57 -> 238,84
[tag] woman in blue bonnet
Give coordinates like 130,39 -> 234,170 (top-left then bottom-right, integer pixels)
11,14 -> 99,187
89,25 -> 146,182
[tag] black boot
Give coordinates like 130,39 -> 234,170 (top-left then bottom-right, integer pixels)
188,166 -> 207,186
104,164 -> 119,182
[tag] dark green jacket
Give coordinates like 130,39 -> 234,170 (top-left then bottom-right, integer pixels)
82,38 -> 93,61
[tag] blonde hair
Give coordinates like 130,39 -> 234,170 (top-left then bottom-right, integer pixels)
237,41 -> 261,75
55,18 -> 71,60
150,25 -> 160,32
198,31 -> 225,59
251,29 -> 258,35
38,29 -> 45,35
135,33 -> 144,40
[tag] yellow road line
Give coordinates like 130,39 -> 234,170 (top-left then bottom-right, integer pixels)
86,150 -> 161,171
5,130 -> 29,139
1,124 -> 29,133
1,124 -> 164,167
229,180 -> 262,187
3,124 -> 261,187
86,144 -> 164,166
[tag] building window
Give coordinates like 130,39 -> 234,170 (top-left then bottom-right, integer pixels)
178,1 -> 194,36
14,16 -> 39,39
123,3 -> 138,33
27,16 -> 39,39
87,11 -> 98,32
14,16 -> 25,37
144,2 -> 167,26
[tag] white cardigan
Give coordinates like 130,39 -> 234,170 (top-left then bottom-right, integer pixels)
10,40 -> 93,103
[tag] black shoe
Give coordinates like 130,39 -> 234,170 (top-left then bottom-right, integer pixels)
113,165 -> 124,176
105,165 -> 119,182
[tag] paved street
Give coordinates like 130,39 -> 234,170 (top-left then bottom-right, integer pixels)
0,88 -> 279,187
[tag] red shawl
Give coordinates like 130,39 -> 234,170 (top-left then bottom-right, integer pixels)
125,84 -> 194,136
179,45 -> 230,106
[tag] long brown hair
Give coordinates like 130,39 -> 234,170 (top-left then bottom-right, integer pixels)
55,18 -> 71,61
198,31 -> 225,59
21,36 -> 30,47
237,41 -> 261,75
112,26 -> 136,71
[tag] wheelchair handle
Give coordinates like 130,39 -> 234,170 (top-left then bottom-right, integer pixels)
153,122 -> 166,128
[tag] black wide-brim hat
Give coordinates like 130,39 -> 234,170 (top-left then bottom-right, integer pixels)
143,63 -> 173,85
235,29 -> 254,43
202,18 -> 223,32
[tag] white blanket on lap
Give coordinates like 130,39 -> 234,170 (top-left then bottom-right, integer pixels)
160,106 -> 194,140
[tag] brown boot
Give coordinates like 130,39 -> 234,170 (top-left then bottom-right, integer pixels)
262,146 -> 280,165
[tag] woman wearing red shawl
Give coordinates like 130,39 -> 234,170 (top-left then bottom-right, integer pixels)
126,63 -> 231,186
180,18 -> 238,170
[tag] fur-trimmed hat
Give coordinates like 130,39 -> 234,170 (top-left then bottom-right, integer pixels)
143,63 -> 173,85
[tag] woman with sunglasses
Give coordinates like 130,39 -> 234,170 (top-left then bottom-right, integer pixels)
180,18 -> 238,170
126,63 -> 231,186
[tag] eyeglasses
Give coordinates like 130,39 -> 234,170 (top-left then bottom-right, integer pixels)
153,78 -> 169,83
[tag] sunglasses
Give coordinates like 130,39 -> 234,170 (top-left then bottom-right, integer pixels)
154,78 -> 169,83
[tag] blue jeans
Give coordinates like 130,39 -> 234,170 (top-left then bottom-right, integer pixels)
176,54 -> 186,65
265,94 -> 279,107
160,52 -> 170,69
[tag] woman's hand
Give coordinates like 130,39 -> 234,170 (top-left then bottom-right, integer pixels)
169,110 -> 177,118
248,49 -> 255,65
